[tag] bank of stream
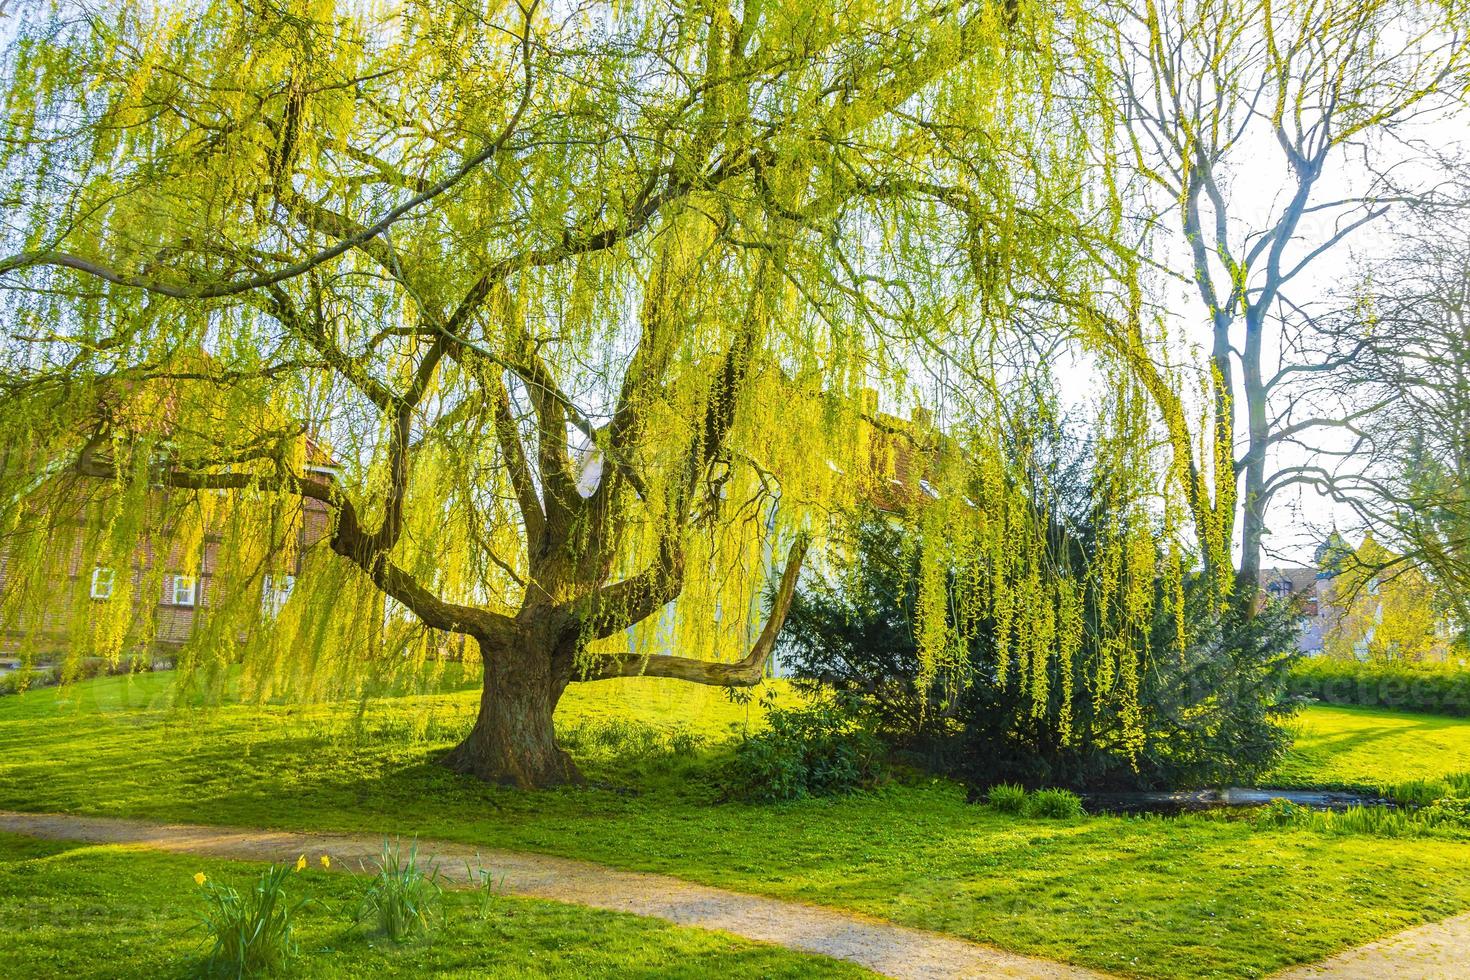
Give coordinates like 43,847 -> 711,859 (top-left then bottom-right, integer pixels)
1081,787 -> 1395,816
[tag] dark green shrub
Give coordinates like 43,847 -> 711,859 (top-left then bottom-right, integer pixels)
724,691 -> 887,802
780,513 -> 1300,792
1288,657 -> 1470,717
1108,590 -> 1301,788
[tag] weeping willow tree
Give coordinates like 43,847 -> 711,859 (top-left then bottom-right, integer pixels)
0,0 -> 1153,787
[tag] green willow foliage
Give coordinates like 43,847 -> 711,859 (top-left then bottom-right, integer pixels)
889,369 -> 1187,754
0,0 -> 1194,779
784,375 -> 1213,777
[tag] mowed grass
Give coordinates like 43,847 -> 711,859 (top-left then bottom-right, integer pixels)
0,831 -> 872,979
1268,704 -> 1470,788
5,674 -> 1470,977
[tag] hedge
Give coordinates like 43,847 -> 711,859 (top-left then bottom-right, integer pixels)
1289,657 -> 1470,717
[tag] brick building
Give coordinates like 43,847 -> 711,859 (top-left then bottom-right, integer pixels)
0,438 -> 339,658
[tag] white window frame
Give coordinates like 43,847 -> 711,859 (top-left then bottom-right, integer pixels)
261,573 -> 295,617
171,574 -> 197,607
90,566 -> 115,600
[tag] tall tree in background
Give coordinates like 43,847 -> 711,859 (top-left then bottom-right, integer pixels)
0,0 -> 1098,786
1319,535 -> 1450,661
1331,210 -> 1470,645
1087,0 -> 1469,598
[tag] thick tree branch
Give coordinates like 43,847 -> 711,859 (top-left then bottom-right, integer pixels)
578,533 -> 808,685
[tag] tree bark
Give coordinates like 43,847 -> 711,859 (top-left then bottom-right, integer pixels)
1236,312 -> 1270,608
440,632 -> 582,788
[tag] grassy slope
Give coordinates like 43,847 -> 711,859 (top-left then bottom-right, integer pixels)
4,674 -> 1470,978
0,831 -> 871,979
1269,705 -> 1470,788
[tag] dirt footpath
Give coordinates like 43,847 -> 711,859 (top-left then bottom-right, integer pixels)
1272,912 -> 1470,979
0,810 -> 1106,980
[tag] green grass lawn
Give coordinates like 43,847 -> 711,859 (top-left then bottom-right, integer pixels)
1268,704 -> 1470,788
5,673 -> 1470,978
0,831 -> 871,979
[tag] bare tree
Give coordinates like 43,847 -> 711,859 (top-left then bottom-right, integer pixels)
1319,206 -> 1470,640
1090,0 -> 1468,597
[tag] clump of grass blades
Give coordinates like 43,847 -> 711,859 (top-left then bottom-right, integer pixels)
1254,797 -> 1470,837
197,863 -> 309,978
357,839 -> 442,941
1326,806 -> 1419,836
986,783 -> 1028,814
984,784 -> 1085,819
1023,788 -> 1085,819
465,854 -> 507,920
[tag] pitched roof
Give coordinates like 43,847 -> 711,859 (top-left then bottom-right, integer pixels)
1259,566 -> 1317,596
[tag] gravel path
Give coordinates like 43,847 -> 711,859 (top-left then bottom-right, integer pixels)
0,810 -> 1105,980
1272,912 -> 1470,979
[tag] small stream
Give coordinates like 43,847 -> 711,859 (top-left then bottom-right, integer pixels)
1080,787 -> 1395,816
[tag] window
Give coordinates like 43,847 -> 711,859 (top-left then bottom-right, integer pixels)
261,574 -> 295,617
90,566 -> 114,600
171,574 -> 197,607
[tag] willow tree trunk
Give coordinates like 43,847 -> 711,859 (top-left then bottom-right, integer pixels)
440,632 -> 581,788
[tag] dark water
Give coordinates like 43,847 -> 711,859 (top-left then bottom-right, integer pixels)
1080,787 -> 1395,816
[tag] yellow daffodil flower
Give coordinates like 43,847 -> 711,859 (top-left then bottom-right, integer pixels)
320,855 -> 330,869
295,854 -> 306,872
193,872 -> 207,886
